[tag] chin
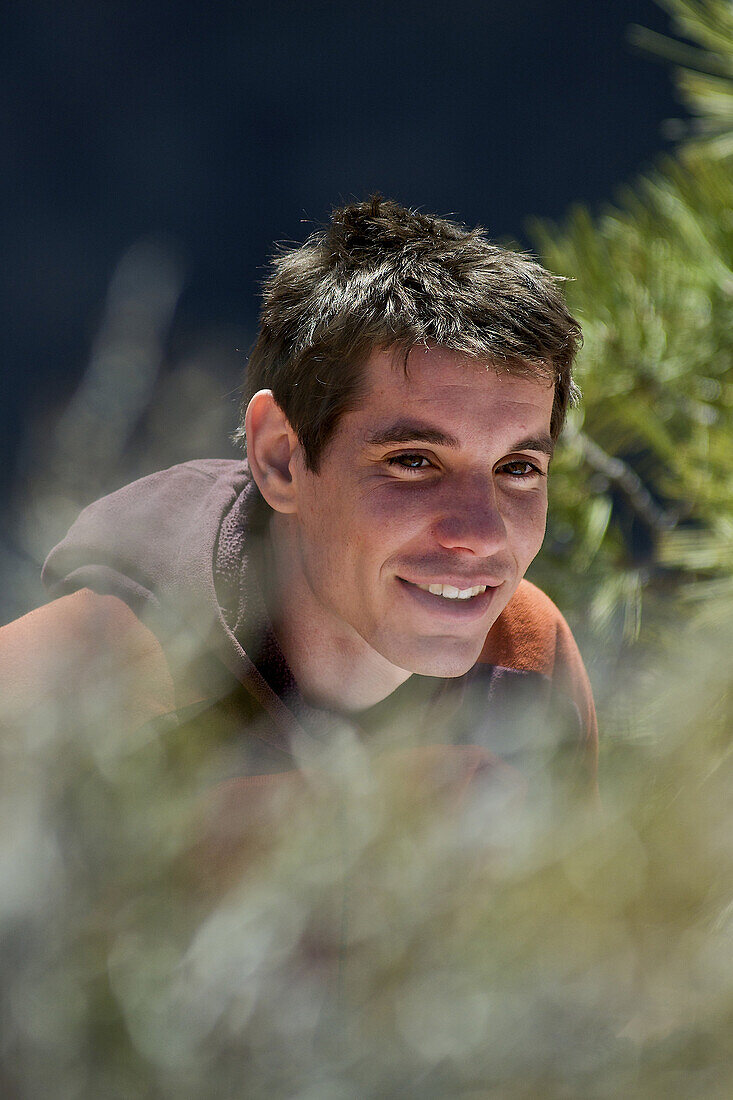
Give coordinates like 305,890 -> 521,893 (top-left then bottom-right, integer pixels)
386,636 -> 486,679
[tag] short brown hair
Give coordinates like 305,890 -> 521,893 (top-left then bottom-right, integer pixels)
236,196 -> 581,471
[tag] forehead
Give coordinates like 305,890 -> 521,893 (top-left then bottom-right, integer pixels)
345,346 -> 554,436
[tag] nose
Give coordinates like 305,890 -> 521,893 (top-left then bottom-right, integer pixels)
432,475 -> 508,557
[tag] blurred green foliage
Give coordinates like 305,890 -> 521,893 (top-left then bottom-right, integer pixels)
527,0 -> 733,668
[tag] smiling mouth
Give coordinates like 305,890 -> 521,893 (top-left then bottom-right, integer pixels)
410,581 -> 488,600
397,577 -> 502,621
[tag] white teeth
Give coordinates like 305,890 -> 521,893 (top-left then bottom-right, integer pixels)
415,582 -> 488,599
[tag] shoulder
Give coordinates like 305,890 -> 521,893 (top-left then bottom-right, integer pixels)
0,588 -> 177,728
481,579 -> 598,775
41,458 -> 253,606
481,578 -> 575,676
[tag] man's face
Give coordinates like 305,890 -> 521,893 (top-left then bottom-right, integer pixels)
279,346 -> 555,680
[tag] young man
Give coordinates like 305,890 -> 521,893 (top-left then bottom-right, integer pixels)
0,197 -> 597,802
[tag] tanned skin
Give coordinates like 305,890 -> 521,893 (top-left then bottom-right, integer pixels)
246,346 -> 554,712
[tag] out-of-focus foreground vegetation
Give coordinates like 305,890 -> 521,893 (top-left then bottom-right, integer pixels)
2,1 -> 733,1096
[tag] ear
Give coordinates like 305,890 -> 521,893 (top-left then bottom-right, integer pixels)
244,390 -> 300,514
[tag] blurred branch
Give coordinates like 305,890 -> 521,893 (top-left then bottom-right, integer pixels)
572,430 -> 680,533
628,24 -> 732,77
52,239 -> 185,503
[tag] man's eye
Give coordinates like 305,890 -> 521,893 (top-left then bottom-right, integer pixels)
500,460 -> 542,478
387,454 -> 432,470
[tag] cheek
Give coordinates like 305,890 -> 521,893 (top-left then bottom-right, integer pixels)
339,483 -> 428,546
299,491 -> 378,584
363,483 -> 436,534
505,494 -> 548,556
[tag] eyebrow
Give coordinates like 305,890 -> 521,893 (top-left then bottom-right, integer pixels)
365,421 -> 460,449
365,420 -> 555,458
511,434 -> 555,458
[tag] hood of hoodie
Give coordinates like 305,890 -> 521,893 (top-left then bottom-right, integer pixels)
42,459 -> 301,735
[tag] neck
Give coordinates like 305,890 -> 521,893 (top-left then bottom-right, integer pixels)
265,516 -> 411,713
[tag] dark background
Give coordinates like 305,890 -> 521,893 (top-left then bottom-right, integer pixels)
3,0 -> 682,504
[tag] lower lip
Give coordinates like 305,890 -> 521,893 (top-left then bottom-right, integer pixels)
396,577 -> 500,621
